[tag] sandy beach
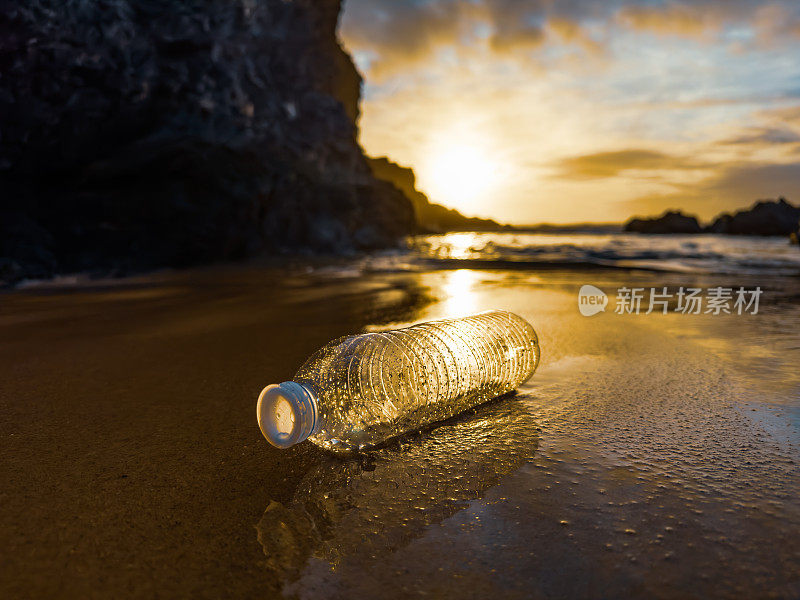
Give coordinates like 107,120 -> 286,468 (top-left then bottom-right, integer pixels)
2,263 -> 799,599
5,1 -> 800,597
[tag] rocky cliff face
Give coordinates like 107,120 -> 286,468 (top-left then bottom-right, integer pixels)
367,157 -> 503,233
0,0 -> 414,283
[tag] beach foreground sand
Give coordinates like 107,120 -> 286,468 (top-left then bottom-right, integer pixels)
1,264 -> 799,598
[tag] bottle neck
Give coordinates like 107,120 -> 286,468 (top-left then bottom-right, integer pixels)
257,381 -> 319,448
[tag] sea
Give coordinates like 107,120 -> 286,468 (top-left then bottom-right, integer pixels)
364,230 -> 800,276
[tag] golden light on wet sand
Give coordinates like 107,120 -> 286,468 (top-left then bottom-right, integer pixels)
442,268 -> 480,316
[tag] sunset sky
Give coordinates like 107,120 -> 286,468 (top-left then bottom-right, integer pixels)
340,0 -> 800,224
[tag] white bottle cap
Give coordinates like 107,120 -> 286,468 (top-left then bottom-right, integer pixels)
256,381 -> 318,449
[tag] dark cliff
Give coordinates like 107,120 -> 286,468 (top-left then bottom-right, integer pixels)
367,157 -> 503,233
0,0 -> 414,283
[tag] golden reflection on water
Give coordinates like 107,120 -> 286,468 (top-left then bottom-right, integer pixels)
438,232 -> 481,259
441,269 -> 481,317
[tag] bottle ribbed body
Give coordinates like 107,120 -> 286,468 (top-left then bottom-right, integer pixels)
293,310 -> 540,451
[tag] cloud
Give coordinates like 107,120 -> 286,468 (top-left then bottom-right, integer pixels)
628,161 -> 800,218
553,149 -> 710,179
489,23 -> 545,54
759,104 -> 800,126
341,1 -> 800,79
617,3 -> 716,38
717,103 -> 800,147
704,162 -> 800,201
340,0 -> 472,79
341,0 -> 609,78
721,127 -> 800,145
617,1 -> 800,44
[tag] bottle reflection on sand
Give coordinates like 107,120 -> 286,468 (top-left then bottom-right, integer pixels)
256,397 -> 539,587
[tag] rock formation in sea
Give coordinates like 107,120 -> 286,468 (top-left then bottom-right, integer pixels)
0,0 -> 414,284
624,198 -> 800,236
624,211 -> 703,234
367,157 -> 503,233
706,198 -> 800,236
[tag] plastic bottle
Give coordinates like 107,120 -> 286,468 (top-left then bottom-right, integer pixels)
257,310 -> 540,452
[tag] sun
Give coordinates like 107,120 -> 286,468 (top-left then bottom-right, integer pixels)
420,141 -> 500,215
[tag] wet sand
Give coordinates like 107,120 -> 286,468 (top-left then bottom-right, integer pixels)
2,264 -> 799,598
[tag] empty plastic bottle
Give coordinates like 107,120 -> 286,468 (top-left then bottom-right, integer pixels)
257,310 -> 540,452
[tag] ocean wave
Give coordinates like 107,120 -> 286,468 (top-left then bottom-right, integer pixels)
380,232 -> 800,275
